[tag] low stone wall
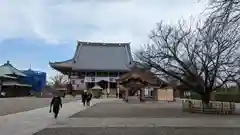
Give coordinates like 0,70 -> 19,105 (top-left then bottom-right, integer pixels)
182,99 -> 236,114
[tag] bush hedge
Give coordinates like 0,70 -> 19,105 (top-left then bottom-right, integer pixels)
214,93 -> 240,102
183,92 -> 240,103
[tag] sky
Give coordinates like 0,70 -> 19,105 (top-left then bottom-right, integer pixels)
0,0 -> 207,79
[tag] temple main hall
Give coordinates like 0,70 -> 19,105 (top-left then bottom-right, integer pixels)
50,41 -> 175,101
49,41 -> 133,97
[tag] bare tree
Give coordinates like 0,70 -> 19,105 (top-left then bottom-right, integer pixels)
50,73 -> 68,88
207,0 -> 240,26
136,18 -> 240,104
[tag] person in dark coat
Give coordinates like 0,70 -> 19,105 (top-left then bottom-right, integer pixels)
49,95 -> 62,119
86,91 -> 93,106
82,90 -> 88,106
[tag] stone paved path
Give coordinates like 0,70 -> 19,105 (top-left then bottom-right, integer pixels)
34,127 -> 240,135
0,98 -> 117,135
33,100 -> 240,135
0,97 -> 81,116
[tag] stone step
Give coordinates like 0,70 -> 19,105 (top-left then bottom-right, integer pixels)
127,96 -> 141,104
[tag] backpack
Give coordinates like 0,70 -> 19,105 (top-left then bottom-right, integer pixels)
53,97 -> 61,106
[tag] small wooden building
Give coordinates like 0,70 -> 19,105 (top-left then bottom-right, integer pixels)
0,61 -> 32,97
117,61 -> 174,102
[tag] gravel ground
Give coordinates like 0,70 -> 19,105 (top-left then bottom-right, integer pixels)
33,127 -> 240,135
33,100 -> 240,135
71,101 -> 240,118
0,97 -> 81,116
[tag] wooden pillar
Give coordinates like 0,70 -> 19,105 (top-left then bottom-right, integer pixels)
140,88 -> 143,102
0,79 -> 3,96
125,88 -> 129,102
94,72 -> 97,86
107,72 -> 110,97
84,72 -> 86,90
116,72 -> 120,98
117,82 -> 120,98
107,82 -> 110,97
67,72 -> 71,94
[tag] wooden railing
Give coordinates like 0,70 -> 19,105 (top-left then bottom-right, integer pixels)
182,99 -> 236,114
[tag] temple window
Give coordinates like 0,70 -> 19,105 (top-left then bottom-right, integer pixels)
71,79 -> 75,85
109,72 -> 118,77
96,72 -> 108,76
110,82 -> 117,89
71,72 -> 77,76
78,72 -> 85,77
118,72 -> 125,76
86,72 -> 95,77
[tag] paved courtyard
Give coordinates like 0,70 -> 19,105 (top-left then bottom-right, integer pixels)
0,96 -> 81,116
71,101 -> 240,118
33,100 -> 240,135
0,98 -> 117,135
34,127 -> 240,135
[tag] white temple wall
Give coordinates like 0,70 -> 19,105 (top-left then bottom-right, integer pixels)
69,72 -> 122,96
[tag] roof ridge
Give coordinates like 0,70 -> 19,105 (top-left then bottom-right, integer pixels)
50,41 -> 133,71
77,41 -> 130,46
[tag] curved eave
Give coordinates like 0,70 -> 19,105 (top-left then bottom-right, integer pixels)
6,73 -> 27,78
175,84 -> 189,91
2,82 -> 32,87
0,75 -> 17,80
118,73 -> 168,88
49,59 -> 73,71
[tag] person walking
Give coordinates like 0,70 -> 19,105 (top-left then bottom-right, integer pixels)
86,91 -> 93,106
49,95 -> 62,119
82,90 -> 88,106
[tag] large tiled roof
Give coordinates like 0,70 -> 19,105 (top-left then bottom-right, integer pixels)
0,61 -> 26,77
50,41 -> 133,71
117,64 -> 168,87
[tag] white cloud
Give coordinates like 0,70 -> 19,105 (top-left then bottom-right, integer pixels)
0,0 -> 207,48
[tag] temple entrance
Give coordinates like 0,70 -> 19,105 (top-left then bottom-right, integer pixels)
97,80 -> 108,89
86,82 -> 95,89
126,87 -> 139,96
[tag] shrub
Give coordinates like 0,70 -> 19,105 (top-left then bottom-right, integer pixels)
190,92 -> 201,100
214,93 -> 240,102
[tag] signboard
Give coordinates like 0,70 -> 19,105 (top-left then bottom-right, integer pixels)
184,91 -> 191,97
158,89 -> 174,101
